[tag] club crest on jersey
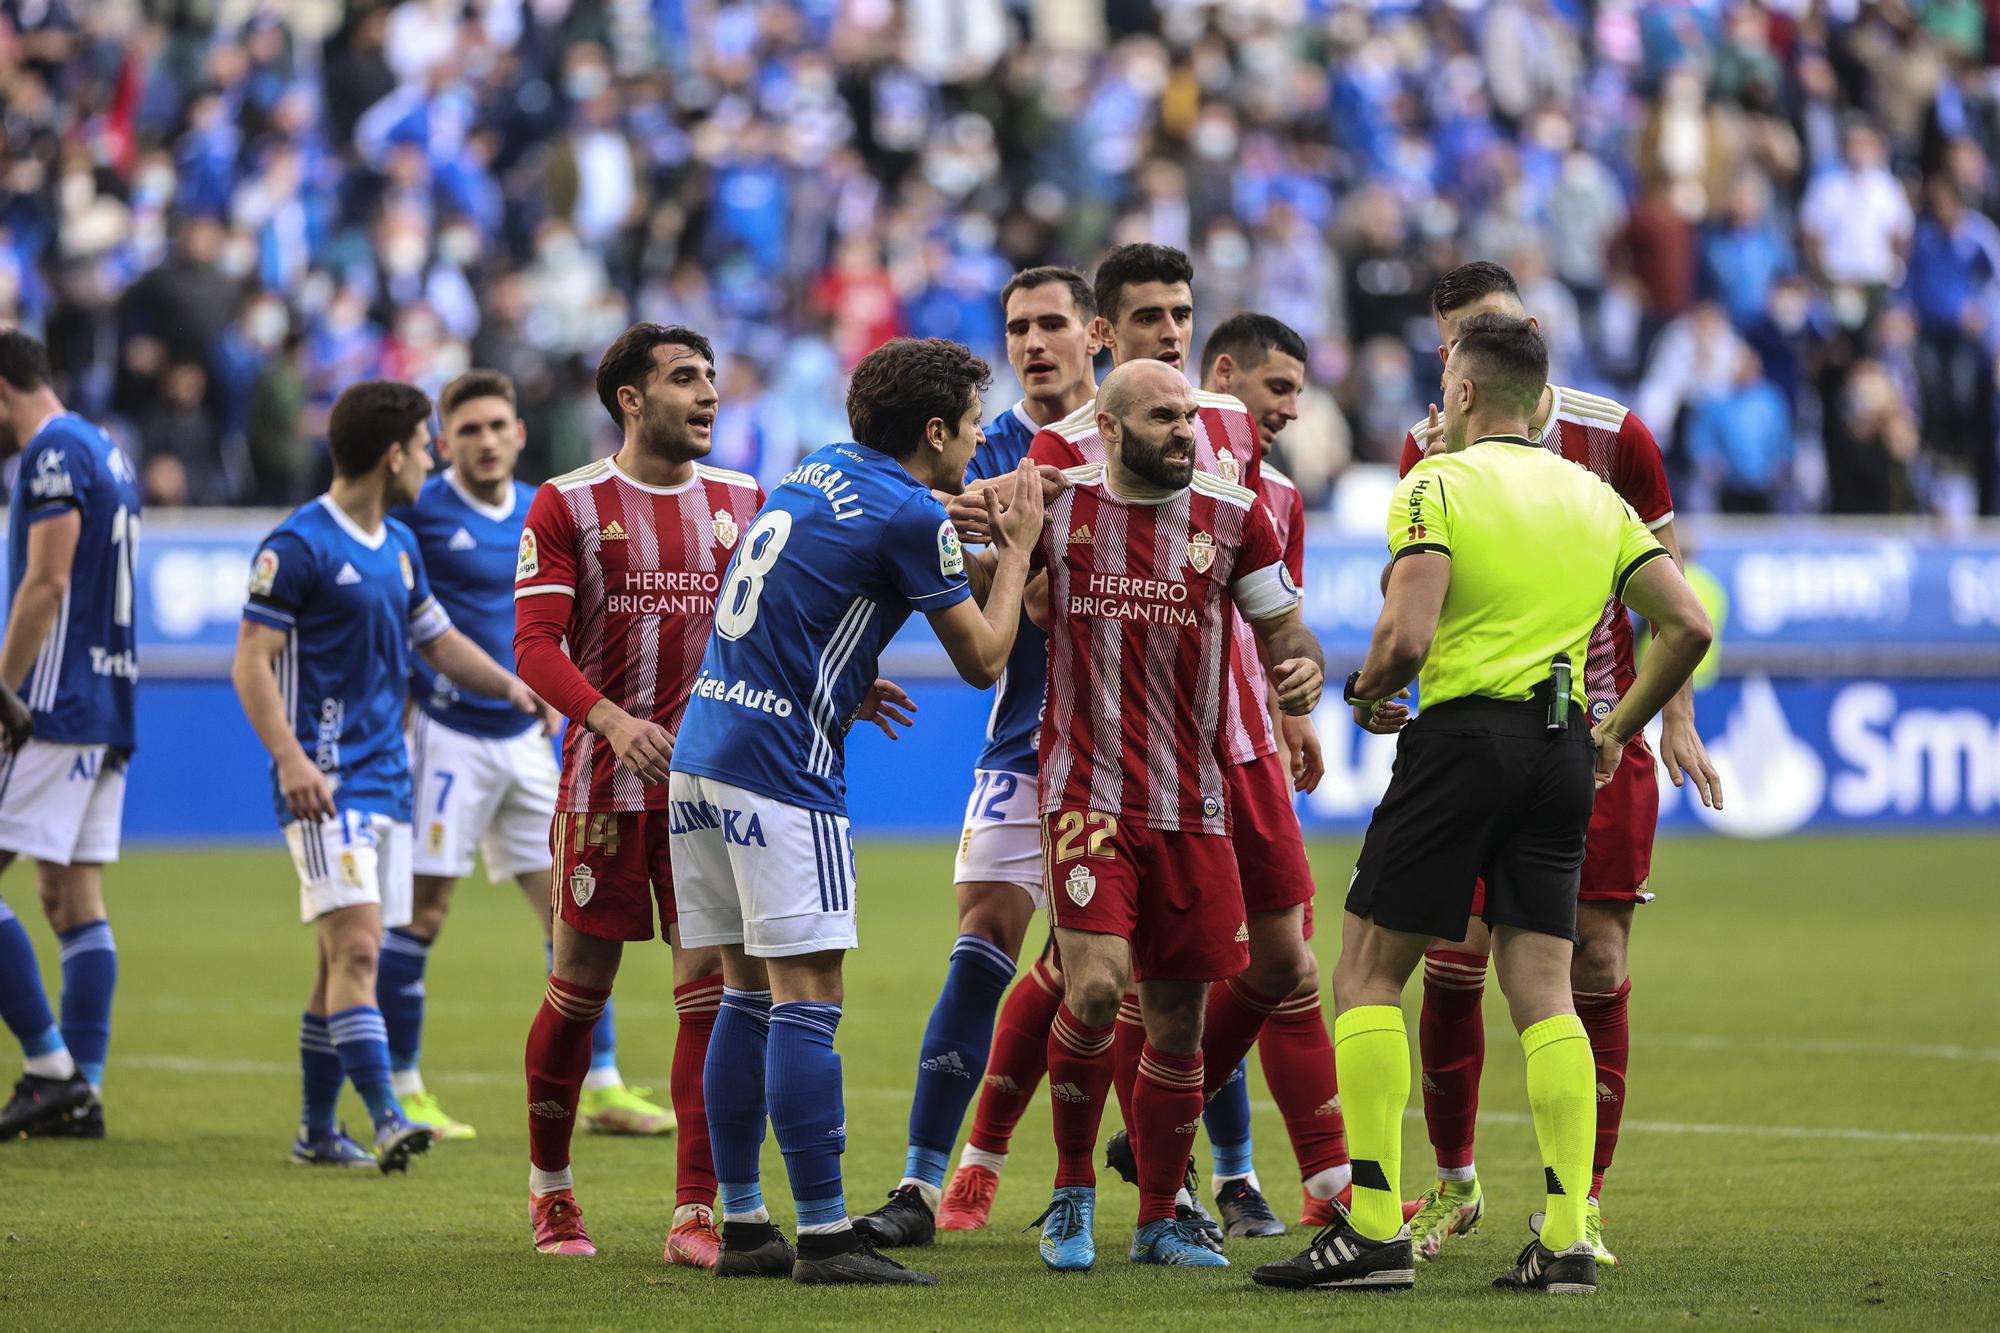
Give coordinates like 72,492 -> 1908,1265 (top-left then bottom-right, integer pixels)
600,519 -> 629,542
249,548 -> 280,596
1187,531 -> 1215,574
938,520 -> 965,577
569,864 -> 596,907
398,551 -> 415,590
1215,454 -> 1240,486
517,529 -> 539,578
1065,863 -> 1096,908
712,508 -> 739,550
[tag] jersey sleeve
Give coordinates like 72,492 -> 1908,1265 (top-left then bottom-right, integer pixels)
19,433 -> 91,524
1610,411 -> 1674,529
399,529 -> 452,646
1386,463 -> 1451,562
514,484 -> 579,604
1612,495 -> 1671,603
1228,500 -> 1302,622
511,484 -> 604,725
1027,428 -> 1084,471
1277,484 -> 1305,583
242,528 -> 317,631
887,492 -> 973,612
1397,428 -> 1423,478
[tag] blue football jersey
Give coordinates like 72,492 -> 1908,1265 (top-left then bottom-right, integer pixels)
242,496 -> 452,825
964,401 -> 1046,777
7,413 -> 141,749
396,471 -> 537,740
673,441 -> 972,815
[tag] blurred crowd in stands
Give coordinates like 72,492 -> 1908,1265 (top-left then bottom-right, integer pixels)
1,0 -> 1996,519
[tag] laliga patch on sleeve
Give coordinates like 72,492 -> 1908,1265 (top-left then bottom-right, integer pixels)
517,528 -> 539,579
249,548 -> 280,597
937,519 -> 965,578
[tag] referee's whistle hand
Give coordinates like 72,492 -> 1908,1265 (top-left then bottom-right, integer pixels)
1352,690 -> 1411,735
1271,659 -> 1322,715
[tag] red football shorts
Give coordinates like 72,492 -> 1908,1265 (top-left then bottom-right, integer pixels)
1043,806 -> 1249,983
1227,749 -> 1316,919
551,810 -> 678,942
1466,734 -> 1659,917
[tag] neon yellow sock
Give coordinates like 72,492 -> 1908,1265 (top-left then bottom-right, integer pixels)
1332,1005 -> 1410,1241
1521,1013 -> 1594,1251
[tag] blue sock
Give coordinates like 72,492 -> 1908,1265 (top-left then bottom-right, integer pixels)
904,933 -> 1014,1186
376,927 -> 430,1075
299,1012 -> 343,1136
57,920 -> 115,1089
549,939 -> 618,1072
707,987 -> 773,1220
327,1005 -> 402,1129
1203,1057 -> 1256,1179
0,902 -> 62,1061
770,1001 -> 847,1232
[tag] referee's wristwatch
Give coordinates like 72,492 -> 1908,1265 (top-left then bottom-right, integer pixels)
1343,671 -> 1374,709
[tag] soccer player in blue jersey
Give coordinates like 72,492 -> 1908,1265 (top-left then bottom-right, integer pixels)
0,330 -> 137,1140
855,268 -> 1100,1244
232,379 -> 541,1173
669,337 -> 1045,1284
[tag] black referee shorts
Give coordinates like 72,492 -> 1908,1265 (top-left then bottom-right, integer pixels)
1345,694 -> 1596,943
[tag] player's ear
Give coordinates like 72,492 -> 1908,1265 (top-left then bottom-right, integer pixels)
1090,315 -> 1114,351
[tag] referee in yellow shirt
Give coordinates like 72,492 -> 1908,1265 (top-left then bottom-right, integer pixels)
1253,315 -> 1713,1298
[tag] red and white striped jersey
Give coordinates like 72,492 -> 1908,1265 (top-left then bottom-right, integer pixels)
1036,464 -> 1299,835
1400,385 -> 1673,719
1258,465 -> 1306,583
1029,389 -> 1277,766
513,456 -> 764,812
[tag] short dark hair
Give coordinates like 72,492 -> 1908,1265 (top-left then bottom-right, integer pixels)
1199,312 -> 1308,380
1431,261 -> 1521,319
0,329 -> 51,391
1093,243 -> 1195,323
1000,266 -> 1095,322
1451,313 -> 1547,418
439,369 -> 516,423
595,323 -> 716,429
846,338 -> 991,459
327,380 -> 433,478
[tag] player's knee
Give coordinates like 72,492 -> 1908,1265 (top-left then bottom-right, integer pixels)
326,930 -> 380,983
1288,947 -> 1321,999
674,942 -> 723,985
1145,1004 -> 1203,1055
1571,934 -> 1627,993
1244,938 -> 1312,999
1063,970 -> 1124,1027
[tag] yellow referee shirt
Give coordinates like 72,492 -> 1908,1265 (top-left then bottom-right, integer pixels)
1386,435 -> 1668,712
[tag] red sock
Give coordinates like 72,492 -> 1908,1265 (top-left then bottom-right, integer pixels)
1419,949 -> 1487,1173
1110,993 -> 1144,1129
526,976 -> 609,1176
1134,1044 -> 1203,1226
1573,977 -> 1631,1200
671,973 -> 723,1207
1047,1003 -> 1115,1188
1200,977 -> 1284,1099
965,957 -> 1062,1157
1259,987 -> 1348,1180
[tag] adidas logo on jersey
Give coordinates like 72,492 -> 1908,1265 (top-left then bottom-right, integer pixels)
921,1050 -> 975,1078
1051,1081 -> 1089,1103
335,562 -> 362,586
1069,523 -> 1093,545
600,519 -> 629,541
528,1100 -> 571,1118
447,527 -> 478,551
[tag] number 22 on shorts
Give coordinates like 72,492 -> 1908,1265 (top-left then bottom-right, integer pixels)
1051,810 -> 1117,861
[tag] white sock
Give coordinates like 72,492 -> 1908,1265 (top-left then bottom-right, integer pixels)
390,1069 -> 424,1097
898,1177 -> 943,1212
795,1217 -> 852,1237
23,1048 -> 76,1080
1303,1164 -> 1352,1201
581,1066 -> 621,1092
1439,1163 -> 1477,1183
672,1202 -> 710,1227
721,1205 -> 770,1224
529,1165 -> 575,1196
1174,1186 -> 1194,1208
1211,1169 -> 1260,1194
959,1145 -> 1006,1174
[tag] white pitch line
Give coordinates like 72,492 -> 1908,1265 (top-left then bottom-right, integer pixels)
115,1056 -> 2000,1148
1641,1032 -> 2000,1064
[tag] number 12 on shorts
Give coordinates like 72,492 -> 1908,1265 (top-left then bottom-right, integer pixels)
971,771 -> 1019,821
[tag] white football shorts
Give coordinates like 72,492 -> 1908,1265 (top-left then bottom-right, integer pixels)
286,809 -> 413,929
667,771 -> 860,958
0,741 -> 126,866
407,714 -> 559,881
953,767 -> 1045,907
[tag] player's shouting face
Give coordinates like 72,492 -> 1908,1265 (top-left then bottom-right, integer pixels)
629,342 -> 720,462
1101,361 -> 1198,492
1005,280 -> 1096,409
1097,279 -> 1194,370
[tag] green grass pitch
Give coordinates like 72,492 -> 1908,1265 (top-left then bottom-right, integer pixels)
3,834 -> 1997,1329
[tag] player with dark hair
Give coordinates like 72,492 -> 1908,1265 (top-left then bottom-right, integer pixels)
857,268 -> 1100,1244
671,336 -> 1044,1285
1395,263 -> 1722,1266
233,379 -> 539,1172
0,329 -> 133,1139
511,323 -> 758,1264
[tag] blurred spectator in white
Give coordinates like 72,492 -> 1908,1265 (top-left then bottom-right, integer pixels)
1800,123 -> 1915,301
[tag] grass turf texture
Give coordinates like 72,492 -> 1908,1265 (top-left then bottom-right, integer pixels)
3,835 -> 1996,1330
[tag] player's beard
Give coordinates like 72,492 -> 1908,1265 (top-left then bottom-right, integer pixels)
640,402 -> 713,463
1124,433 -> 1194,492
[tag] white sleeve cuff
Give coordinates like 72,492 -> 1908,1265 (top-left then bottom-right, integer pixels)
1231,561 -> 1302,622
1644,509 -> 1676,532
514,583 -> 577,600
409,597 -> 452,646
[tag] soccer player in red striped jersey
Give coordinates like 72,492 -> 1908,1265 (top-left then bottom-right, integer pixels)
1395,263 -> 1723,1266
1029,358 -> 1326,1272
511,324 -> 764,1264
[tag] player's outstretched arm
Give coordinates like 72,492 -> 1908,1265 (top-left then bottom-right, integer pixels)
1594,555 -> 1713,790
418,627 -> 539,717
930,459 -> 1043,687
231,620 -> 335,821
0,507 -> 78,692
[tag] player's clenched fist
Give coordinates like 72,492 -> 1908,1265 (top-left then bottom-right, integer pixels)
1270,657 -> 1322,715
